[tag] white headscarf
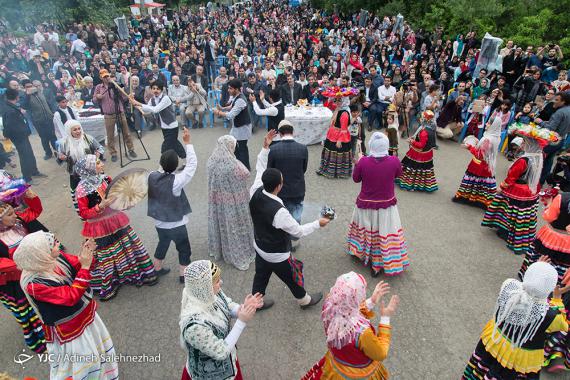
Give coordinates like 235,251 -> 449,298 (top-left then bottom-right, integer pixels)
179,260 -> 229,347
478,117 -> 502,176
520,137 -> 544,194
492,262 -> 558,348
368,132 -> 389,158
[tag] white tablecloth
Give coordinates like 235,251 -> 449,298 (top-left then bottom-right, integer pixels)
285,106 -> 333,145
76,107 -> 106,143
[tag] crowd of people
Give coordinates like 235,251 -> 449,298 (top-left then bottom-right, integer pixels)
1,1 -> 570,379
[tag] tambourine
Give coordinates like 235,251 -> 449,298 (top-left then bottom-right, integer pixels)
105,168 -> 149,211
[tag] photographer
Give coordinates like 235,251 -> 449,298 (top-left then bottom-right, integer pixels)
93,69 -> 137,162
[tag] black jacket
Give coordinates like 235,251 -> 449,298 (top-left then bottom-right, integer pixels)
268,139 -> 308,200
280,83 -> 304,105
2,102 -> 31,142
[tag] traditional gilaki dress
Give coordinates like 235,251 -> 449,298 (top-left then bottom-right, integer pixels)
0,197 -> 46,353
453,118 -> 501,208
463,262 -> 568,380
13,231 -> 118,380
75,155 -> 157,301
303,272 -> 392,380
207,135 -> 255,271
58,119 -> 104,216
346,133 -> 409,276
180,260 -> 247,380
397,111 -> 438,192
317,88 -> 359,179
518,193 -> 570,372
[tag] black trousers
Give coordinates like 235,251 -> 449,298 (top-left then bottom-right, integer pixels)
234,139 -> 250,170
12,138 -> 38,181
35,121 -> 58,156
251,253 -> 306,299
154,225 -> 192,266
161,128 -> 186,159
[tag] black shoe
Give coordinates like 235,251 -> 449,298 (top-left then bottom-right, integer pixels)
371,268 -> 381,278
32,172 -> 48,178
128,150 -> 137,158
143,275 -> 158,286
43,154 -> 52,160
258,297 -> 275,311
111,155 -> 118,162
99,287 -> 119,302
300,292 -> 323,309
155,267 -> 171,277
179,276 -> 184,284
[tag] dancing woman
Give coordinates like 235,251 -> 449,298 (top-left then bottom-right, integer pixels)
179,260 -> 262,380
346,133 -> 409,277
57,119 -> 104,215
0,189 -> 46,353
518,192 -> 570,373
75,155 -> 157,300
397,110 -> 438,192
452,117 -> 501,208
463,262 -> 568,380
14,232 -> 119,380
302,272 -> 399,380
207,135 -> 255,271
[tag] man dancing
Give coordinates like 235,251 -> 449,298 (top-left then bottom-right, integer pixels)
249,130 -> 331,311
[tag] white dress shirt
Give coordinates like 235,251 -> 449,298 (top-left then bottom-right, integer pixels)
252,99 -> 280,117
377,85 -> 396,104
249,148 -> 321,263
151,144 -> 198,229
52,107 -> 74,140
141,93 -> 178,129
70,39 -> 87,55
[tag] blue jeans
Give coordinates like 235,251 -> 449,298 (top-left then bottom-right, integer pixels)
283,199 -> 304,224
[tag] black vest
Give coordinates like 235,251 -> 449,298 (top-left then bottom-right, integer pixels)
31,255 -> 92,326
249,187 -> 291,253
147,171 -> 192,223
150,94 -> 176,125
551,192 -> 570,230
267,101 -> 285,132
56,107 -> 77,125
232,94 -> 251,128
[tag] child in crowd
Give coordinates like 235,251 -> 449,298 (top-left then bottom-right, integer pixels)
514,102 -> 535,124
349,104 -> 363,158
386,113 -> 399,156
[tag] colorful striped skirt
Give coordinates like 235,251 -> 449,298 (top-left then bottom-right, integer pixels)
463,340 -> 540,380
70,174 -> 82,219
47,312 -> 119,380
481,192 -> 538,254
0,281 -> 46,353
316,139 -> 353,179
346,206 -> 409,276
90,225 -> 157,299
453,171 -> 496,209
518,225 -> 570,372
397,149 -> 438,192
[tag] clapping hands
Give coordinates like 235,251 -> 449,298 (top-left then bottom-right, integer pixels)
371,281 -> 400,318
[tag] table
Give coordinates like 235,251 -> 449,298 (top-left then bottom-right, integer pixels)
285,106 -> 333,145
76,107 -> 106,143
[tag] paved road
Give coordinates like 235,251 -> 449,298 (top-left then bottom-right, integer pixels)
0,125 -> 565,380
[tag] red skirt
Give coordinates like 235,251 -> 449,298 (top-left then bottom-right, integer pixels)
181,360 -> 243,380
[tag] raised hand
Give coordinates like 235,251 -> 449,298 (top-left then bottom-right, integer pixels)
371,281 -> 390,305
79,239 -> 96,269
263,129 -> 277,149
237,304 -> 257,323
380,295 -> 400,317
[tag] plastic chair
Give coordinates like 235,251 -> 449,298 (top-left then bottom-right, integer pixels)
207,89 -> 228,128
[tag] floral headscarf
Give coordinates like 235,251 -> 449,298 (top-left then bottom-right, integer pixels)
74,154 -> 103,198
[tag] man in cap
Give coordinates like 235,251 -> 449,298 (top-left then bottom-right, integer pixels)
93,69 -> 137,162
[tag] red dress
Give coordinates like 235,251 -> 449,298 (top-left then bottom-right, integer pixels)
453,146 -> 497,208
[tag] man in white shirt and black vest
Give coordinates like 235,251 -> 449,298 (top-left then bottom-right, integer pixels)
214,79 -> 252,169
249,130 -> 331,311
129,81 -> 187,162
147,127 -> 197,283
250,89 -> 284,133
52,96 -> 77,140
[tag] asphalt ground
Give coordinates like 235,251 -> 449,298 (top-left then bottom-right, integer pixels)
1,123 -> 567,380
